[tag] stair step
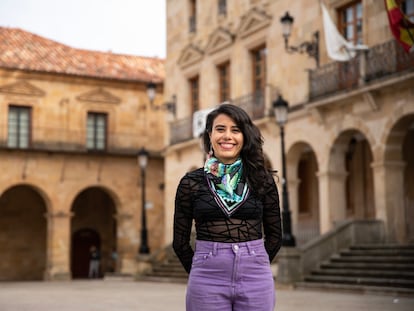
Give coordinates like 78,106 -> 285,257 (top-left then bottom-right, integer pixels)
295,282 -> 414,296
320,262 -> 414,271
311,269 -> 414,279
137,243 -> 189,282
137,275 -> 188,284
330,255 -> 414,263
300,244 -> 414,293
304,275 -> 414,288
150,271 -> 188,277
350,244 -> 414,251
153,263 -> 184,269
155,267 -> 184,272
341,249 -> 414,256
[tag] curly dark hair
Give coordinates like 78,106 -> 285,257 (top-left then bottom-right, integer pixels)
203,104 -> 268,196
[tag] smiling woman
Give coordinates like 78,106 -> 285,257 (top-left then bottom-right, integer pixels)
209,114 -> 244,164
173,103 -> 282,311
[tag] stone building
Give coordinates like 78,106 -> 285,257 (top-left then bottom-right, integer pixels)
1,0 -> 414,284
0,27 -> 168,280
163,0 -> 414,249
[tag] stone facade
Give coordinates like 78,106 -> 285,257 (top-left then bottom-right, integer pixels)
1,0 -> 413,282
0,28 -> 167,280
163,0 -> 414,247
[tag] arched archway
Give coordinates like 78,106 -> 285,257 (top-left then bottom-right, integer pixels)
382,114 -> 414,242
71,186 -> 117,279
328,130 -> 374,224
403,124 -> 414,242
286,142 -> 320,245
0,185 -> 47,280
344,134 -> 375,219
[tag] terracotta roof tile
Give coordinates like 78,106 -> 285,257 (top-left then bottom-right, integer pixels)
0,27 -> 164,83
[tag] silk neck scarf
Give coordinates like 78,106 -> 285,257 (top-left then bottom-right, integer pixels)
204,157 -> 250,217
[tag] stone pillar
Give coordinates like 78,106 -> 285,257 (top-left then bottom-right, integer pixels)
317,170 -> 347,234
44,211 -> 72,280
372,160 -> 406,242
288,178 -> 300,235
136,254 -> 152,276
114,213 -> 139,275
276,247 -> 301,285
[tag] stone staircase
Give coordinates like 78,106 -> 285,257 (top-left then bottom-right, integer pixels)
296,244 -> 414,295
137,246 -> 188,283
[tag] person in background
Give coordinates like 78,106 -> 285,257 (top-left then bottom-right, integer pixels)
88,245 -> 101,278
173,104 -> 282,311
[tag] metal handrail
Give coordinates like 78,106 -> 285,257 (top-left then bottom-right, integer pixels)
0,125 -> 144,155
309,39 -> 414,101
169,90 -> 266,145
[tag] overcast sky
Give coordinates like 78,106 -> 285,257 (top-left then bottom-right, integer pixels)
0,0 -> 166,58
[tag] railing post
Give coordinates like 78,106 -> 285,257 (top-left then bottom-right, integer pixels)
358,49 -> 368,86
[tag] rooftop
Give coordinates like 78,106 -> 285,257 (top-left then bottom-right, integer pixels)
0,27 -> 164,83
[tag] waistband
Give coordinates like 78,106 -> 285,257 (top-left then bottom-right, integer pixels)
195,239 -> 264,255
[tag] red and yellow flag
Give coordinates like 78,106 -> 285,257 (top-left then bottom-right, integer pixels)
384,0 -> 414,53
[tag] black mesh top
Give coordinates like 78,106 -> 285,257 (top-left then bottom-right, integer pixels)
173,168 -> 282,273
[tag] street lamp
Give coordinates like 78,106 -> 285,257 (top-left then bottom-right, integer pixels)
147,82 -> 177,117
280,11 -> 320,67
273,95 -> 296,247
138,147 -> 150,254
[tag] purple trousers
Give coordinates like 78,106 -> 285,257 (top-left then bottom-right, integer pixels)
186,239 -> 275,311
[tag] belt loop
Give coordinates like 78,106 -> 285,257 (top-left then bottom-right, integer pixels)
213,242 -> 218,256
246,241 -> 253,255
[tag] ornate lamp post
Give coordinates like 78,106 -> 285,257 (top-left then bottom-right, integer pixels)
273,95 -> 296,247
280,11 -> 320,67
138,147 -> 150,254
146,82 -> 177,116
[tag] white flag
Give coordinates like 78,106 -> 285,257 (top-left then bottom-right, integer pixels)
321,3 -> 362,61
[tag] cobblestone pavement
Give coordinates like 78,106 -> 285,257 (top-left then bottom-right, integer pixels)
0,280 -> 413,311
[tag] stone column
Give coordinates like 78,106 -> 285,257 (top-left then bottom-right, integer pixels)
317,170 -> 347,234
114,213 -> 139,275
276,247 -> 302,285
44,211 -> 73,280
288,178 -> 300,235
372,160 -> 406,242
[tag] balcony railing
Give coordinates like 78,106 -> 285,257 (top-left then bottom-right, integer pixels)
169,90 -> 265,145
231,90 -> 265,120
0,126 -> 145,155
169,118 -> 193,146
309,39 -> 414,101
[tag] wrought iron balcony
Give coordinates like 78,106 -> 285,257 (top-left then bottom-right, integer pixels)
0,126 -> 148,156
169,90 -> 265,145
309,39 -> 414,101
170,117 -> 193,146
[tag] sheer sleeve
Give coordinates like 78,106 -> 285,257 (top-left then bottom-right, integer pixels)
172,173 -> 194,273
262,173 -> 282,262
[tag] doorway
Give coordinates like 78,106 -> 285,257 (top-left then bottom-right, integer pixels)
71,228 -> 100,278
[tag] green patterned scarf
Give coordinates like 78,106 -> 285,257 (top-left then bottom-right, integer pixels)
204,157 -> 250,217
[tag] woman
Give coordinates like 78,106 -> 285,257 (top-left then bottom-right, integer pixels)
173,104 -> 282,311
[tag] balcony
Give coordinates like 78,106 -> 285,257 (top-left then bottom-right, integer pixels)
309,39 -> 414,101
169,90 -> 265,145
0,126 -> 147,156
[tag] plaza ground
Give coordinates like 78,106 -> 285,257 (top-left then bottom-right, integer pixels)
0,280 -> 413,311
